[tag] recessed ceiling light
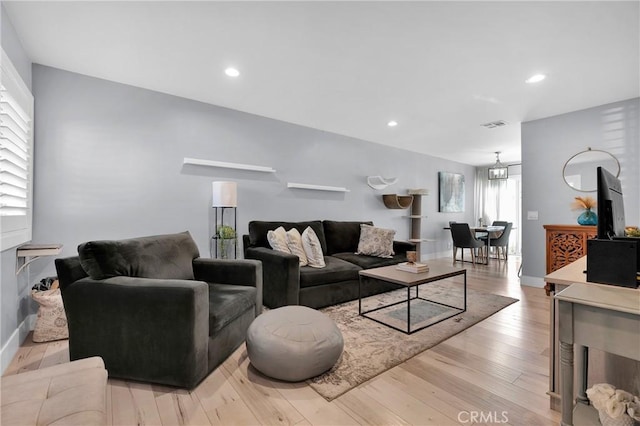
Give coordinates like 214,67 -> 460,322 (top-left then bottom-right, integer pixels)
387,120 -> 398,127
526,74 -> 546,84
225,67 -> 240,77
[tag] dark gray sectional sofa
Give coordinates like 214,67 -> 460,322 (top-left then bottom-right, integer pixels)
243,220 -> 415,309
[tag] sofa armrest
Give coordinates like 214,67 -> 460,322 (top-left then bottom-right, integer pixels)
393,240 -> 417,255
244,247 -> 300,309
61,276 -> 209,388
55,256 -> 89,290
192,258 -> 263,315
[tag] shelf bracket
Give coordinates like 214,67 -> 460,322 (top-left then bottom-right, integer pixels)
16,256 -> 42,275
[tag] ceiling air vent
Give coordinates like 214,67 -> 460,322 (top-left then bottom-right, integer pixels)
481,120 -> 508,129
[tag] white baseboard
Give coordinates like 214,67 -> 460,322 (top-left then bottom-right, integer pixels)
1,313 -> 35,374
520,275 -> 546,288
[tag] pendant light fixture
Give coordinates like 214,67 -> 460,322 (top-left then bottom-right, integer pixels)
488,152 -> 508,180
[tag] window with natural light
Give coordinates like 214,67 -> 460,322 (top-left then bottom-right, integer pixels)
1,48 -> 34,250
475,167 -> 522,255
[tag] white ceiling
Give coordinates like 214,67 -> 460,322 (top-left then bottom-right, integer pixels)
4,1 -> 639,166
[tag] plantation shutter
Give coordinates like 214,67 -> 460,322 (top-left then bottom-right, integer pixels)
0,48 -> 34,250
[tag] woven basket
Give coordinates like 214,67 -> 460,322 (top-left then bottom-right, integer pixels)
31,288 -> 69,342
598,410 -> 636,426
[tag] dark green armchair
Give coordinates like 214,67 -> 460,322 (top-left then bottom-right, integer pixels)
55,231 -> 262,389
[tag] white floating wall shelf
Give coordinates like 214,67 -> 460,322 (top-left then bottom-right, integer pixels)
287,182 -> 350,192
16,243 -> 63,275
183,157 -> 276,173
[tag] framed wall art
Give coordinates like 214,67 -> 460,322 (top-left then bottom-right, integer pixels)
438,172 -> 465,212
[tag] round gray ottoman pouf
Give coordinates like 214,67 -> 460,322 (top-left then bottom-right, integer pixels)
246,305 -> 344,382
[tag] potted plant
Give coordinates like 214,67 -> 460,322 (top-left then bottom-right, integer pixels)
216,225 -> 236,259
625,226 -> 640,237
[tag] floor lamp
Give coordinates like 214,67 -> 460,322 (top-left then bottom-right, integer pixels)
211,181 -> 237,259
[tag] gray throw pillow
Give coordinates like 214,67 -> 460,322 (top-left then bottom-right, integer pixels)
356,224 -> 396,258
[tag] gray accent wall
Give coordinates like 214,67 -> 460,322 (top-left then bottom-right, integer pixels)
0,54 -> 478,367
521,98 -> 640,285
1,4 -> 35,372
29,64 -> 476,279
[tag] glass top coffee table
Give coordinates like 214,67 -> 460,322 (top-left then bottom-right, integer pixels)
358,264 -> 467,334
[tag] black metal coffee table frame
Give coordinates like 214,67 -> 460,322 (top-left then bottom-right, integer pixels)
358,266 -> 467,334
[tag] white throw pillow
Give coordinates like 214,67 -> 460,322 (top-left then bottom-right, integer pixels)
285,228 -> 308,266
267,226 -> 291,254
356,224 -> 396,258
302,226 -> 326,268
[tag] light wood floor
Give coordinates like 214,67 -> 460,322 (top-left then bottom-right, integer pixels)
4,256 -> 561,425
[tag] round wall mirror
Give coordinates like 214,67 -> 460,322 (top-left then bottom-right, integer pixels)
562,148 -> 620,192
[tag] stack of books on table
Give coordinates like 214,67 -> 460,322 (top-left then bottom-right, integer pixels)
396,262 -> 429,273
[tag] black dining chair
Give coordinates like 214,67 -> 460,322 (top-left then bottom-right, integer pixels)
480,220 -> 513,260
487,222 -> 513,260
449,223 -> 486,264
448,221 -> 458,255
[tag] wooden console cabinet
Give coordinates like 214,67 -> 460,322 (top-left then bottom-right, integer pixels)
544,224 -> 597,411
556,283 -> 640,425
544,224 -> 597,274
544,255 -> 640,413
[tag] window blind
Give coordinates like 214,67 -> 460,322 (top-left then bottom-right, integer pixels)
0,48 -> 34,250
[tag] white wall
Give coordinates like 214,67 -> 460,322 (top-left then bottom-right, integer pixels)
521,98 -> 640,285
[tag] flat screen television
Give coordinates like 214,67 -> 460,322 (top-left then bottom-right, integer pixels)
596,166 -> 626,239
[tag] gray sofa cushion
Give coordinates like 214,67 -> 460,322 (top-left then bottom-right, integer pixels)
78,231 -> 199,280
208,283 -> 257,335
248,221 -> 327,253
323,220 -> 373,255
332,252 -> 408,269
299,257 -> 361,288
